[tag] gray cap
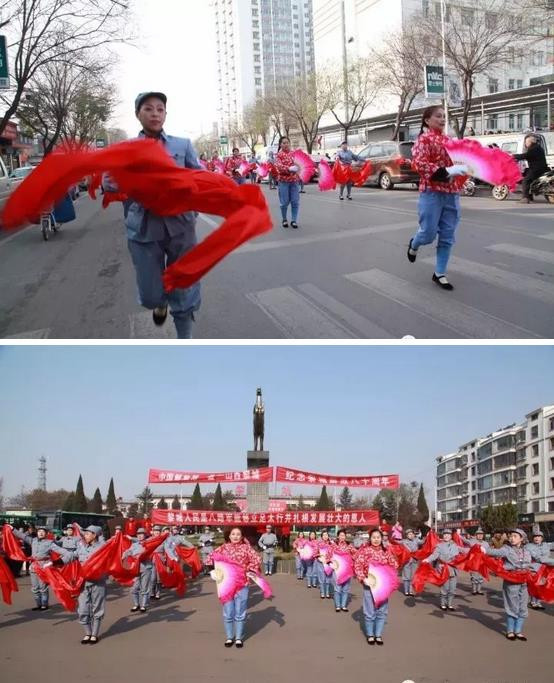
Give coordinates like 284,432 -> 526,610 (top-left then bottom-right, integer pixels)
153,525 -> 162,531
36,524 -> 49,531
440,528 -> 453,536
84,525 -> 98,535
475,528 -> 485,535
135,91 -> 167,113
65,524 -> 74,529
136,528 -> 147,535
510,528 -> 528,543
405,528 -> 414,535
532,529 -> 544,538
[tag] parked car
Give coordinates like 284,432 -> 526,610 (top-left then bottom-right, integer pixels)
0,156 -> 10,212
8,165 -> 34,188
356,140 -> 419,190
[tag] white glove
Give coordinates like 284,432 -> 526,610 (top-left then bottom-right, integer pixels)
246,571 -> 257,581
42,561 -> 53,568
288,165 -> 298,173
363,577 -> 372,587
447,164 -> 469,177
209,570 -> 217,581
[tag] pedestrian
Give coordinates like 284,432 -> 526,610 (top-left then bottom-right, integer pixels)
75,526 -> 108,644
482,529 -> 535,640
198,526 -> 215,576
354,528 -> 398,645
102,91 -> 202,339
422,528 -> 467,611
513,134 -> 549,203
11,524 -> 73,610
123,527 -> 154,613
248,152 -> 258,184
280,524 -> 291,553
275,136 -> 301,229
407,105 -> 469,291
391,521 -> 403,541
329,529 -> 356,612
258,524 -> 278,576
315,530 -> 333,599
217,527 -> 261,648
304,530 -> 319,589
526,529 -> 554,609
352,530 -> 366,549
292,531 -> 307,580
225,148 -> 245,185
335,141 -> 361,200
400,528 -> 423,596
267,150 -> 277,190
207,151 -> 220,172
462,527 -> 489,595
150,525 -> 165,599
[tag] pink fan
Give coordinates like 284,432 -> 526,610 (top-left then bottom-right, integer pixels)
214,160 -> 225,174
365,563 -> 400,607
323,563 -> 333,576
298,544 -> 315,561
249,572 -> 273,599
210,553 -> 247,604
318,159 -> 336,192
256,162 -> 270,178
329,551 -> 354,585
238,161 -> 251,177
444,138 -> 522,190
293,149 -> 315,184
199,159 -> 208,170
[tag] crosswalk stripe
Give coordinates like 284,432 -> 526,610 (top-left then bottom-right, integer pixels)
536,232 -> 554,241
4,328 -> 51,339
345,269 -> 540,339
487,243 -> 554,265
246,286 -> 357,338
129,311 -> 177,339
422,256 -> 554,306
297,283 -> 393,338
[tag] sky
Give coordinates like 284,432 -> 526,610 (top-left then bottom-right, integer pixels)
0,346 -> 552,506
110,0 -> 219,139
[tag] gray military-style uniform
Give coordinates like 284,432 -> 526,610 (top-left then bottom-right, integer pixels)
123,540 -> 153,609
164,533 -> 194,561
400,537 -> 423,593
526,541 -> 554,607
198,532 -> 215,571
150,537 -> 166,599
74,538 -> 107,637
487,545 -> 534,621
258,532 -> 278,574
463,536 -> 491,593
426,540 -> 467,608
57,534 -> 79,552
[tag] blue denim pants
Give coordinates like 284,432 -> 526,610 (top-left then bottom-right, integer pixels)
334,576 -> 351,608
317,561 -> 332,597
222,586 -> 249,640
278,181 -> 300,221
339,181 -> 353,197
506,615 -> 525,634
411,190 -> 461,275
362,587 -> 389,637
303,559 -> 318,587
295,555 -> 304,579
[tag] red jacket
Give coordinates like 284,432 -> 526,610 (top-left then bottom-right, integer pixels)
354,544 -> 398,581
225,155 -> 243,177
275,150 -> 299,183
412,129 -> 466,194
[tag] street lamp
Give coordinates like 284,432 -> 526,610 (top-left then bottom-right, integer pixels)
440,0 -> 449,134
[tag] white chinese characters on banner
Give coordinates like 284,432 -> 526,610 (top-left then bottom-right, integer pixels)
151,509 -> 380,527
275,467 -> 399,489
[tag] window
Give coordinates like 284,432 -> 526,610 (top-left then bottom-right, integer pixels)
531,412 -> 539,421
508,114 -> 515,130
533,482 -> 540,494
550,438 -> 554,451
551,457 -> 554,470
517,465 -> 527,479
531,426 -> 539,439
532,501 -> 539,512
486,115 -> 498,130
252,31 -> 259,39
551,477 -> 554,490
532,463 -> 539,476
517,113 -> 524,128
508,79 -> 515,90
255,78 -> 261,85
495,436 -> 514,452
517,80 -> 523,89
550,417 -> 554,431
549,502 -> 554,512
422,0 -> 429,17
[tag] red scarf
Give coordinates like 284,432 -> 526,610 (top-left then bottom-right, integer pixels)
0,555 -> 18,604
1,525 -> 27,562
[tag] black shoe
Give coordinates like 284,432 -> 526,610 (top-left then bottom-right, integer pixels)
81,636 -> 91,644
282,220 -> 289,228
131,606 -> 139,612
367,636 -> 375,645
347,196 -> 352,200
326,595 -> 332,599
224,639 -> 234,648
89,636 -> 99,645
505,632 -> 516,640
515,633 -> 527,641
407,238 -> 417,263
152,305 -> 168,326
339,196 -> 344,200
235,640 -> 244,648
477,591 -> 484,596
536,605 -> 546,610
341,607 -> 349,612
448,606 -> 456,611
336,608 -> 341,612
440,605 -> 447,611
432,273 -> 454,290
290,221 -> 298,229
32,606 -> 42,611
140,607 -> 147,612
375,637 -> 384,646
300,190 -> 306,194
40,605 -> 49,610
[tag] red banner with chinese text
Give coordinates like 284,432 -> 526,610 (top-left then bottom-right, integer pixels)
151,509 -> 379,527
275,466 -> 399,489
148,467 -> 274,484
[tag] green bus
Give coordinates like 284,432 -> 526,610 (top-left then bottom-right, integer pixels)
34,510 -> 114,537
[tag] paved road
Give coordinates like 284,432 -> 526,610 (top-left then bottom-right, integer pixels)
1,571 -> 551,682
1,185 -> 553,339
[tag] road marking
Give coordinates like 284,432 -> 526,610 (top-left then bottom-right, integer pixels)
422,256 -> 554,306
535,232 -> 554,241
4,328 -> 51,339
345,269 -> 540,339
487,243 -> 554,265
0,224 -> 36,248
246,286 -> 358,338
129,311 -> 177,339
297,283 -> 393,338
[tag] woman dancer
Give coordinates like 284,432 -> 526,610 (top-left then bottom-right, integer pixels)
216,527 -> 261,648
315,530 -> 333,599
400,528 -> 423,596
275,136 -> 301,229
407,105 -> 468,290
328,529 -> 356,612
304,531 -> 319,589
355,528 -> 398,645
422,528 -> 466,611
292,531 -> 307,581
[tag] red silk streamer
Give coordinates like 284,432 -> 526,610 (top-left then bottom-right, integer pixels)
124,519 -> 139,537
1,139 -> 273,292
0,555 -> 18,604
33,561 -> 82,611
412,561 -> 450,593
1,525 -> 27,562
452,531 -> 465,548
411,530 -> 439,561
388,541 -> 413,569
349,161 -> 373,187
175,546 -> 202,578
332,161 -> 350,184
153,554 -> 187,597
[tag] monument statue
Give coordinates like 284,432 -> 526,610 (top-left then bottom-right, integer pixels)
253,387 -> 265,451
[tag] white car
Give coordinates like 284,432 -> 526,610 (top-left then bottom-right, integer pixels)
8,166 -> 34,187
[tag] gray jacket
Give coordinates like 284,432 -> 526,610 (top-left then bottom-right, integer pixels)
426,541 -> 466,577
13,529 -> 72,563
487,545 -> 534,571
259,533 -> 278,550
164,533 -> 194,560
526,541 -> 554,571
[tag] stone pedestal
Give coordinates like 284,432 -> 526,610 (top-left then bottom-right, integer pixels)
246,450 -> 270,513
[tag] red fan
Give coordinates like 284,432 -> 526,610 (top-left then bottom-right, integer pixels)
444,138 -> 522,190
293,149 -> 315,183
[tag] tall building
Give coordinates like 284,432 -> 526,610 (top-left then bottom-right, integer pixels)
436,404 -> 554,528
213,0 -> 314,136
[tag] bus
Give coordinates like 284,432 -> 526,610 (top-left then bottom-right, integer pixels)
34,510 -> 115,538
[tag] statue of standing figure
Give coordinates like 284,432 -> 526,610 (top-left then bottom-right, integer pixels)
253,388 -> 265,451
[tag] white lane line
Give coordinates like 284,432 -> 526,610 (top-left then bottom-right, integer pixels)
345,269 -> 540,339
422,256 -> 554,307
129,311 -> 177,339
487,243 -> 554,265
246,286 -> 357,338
297,283 -> 393,338
4,328 -> 51,339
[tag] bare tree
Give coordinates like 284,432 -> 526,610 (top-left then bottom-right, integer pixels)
280,73 -> 333,153
0,0 -> 133,137
262,91 -> 293,144
61,79 -> 115,144
321,56 -> 383,143
0,476 -> 4,511
229,102 -> 269,155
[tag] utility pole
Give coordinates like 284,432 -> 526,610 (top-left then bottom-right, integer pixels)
340,0 -> 349,132
440,0 -> 449,134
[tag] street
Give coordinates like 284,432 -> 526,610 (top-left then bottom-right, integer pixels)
0,185 -> 553,339
1,571 -> 552,683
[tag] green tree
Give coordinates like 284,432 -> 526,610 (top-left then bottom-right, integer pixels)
157,496 -> 168,510
64,492 -> 75,511
171,495 -> 181,510
74,475 -> 88,512
212,484 -> 227,511
416,483 -> 430,524
315,485 -> 334,511
89,488 -> 103,514
339,486 -> 353,510
480,504 -> 518,534
189,483 -> 204,510
128,502 -> 139,517
136,487 -> 154,516
105,478 -> 118,515
371,489 -> 398,523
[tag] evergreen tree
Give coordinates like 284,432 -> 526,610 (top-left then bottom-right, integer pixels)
63,491 -> 75,511
90,487 -> 103,514
106,478 -> 118,515
157,496 -> 168,510
315,485 -> 334,510
171,495 -> 181,510
74,474 -> 88,512
212,483 -> 226,511
189,483 -> 203,510
417,483 -> 429,524
339,486 -> 353,509
128,502 -> 139,517
371,489 -> 398,523
480,503 -> 517,534
136,486 -> 154,515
